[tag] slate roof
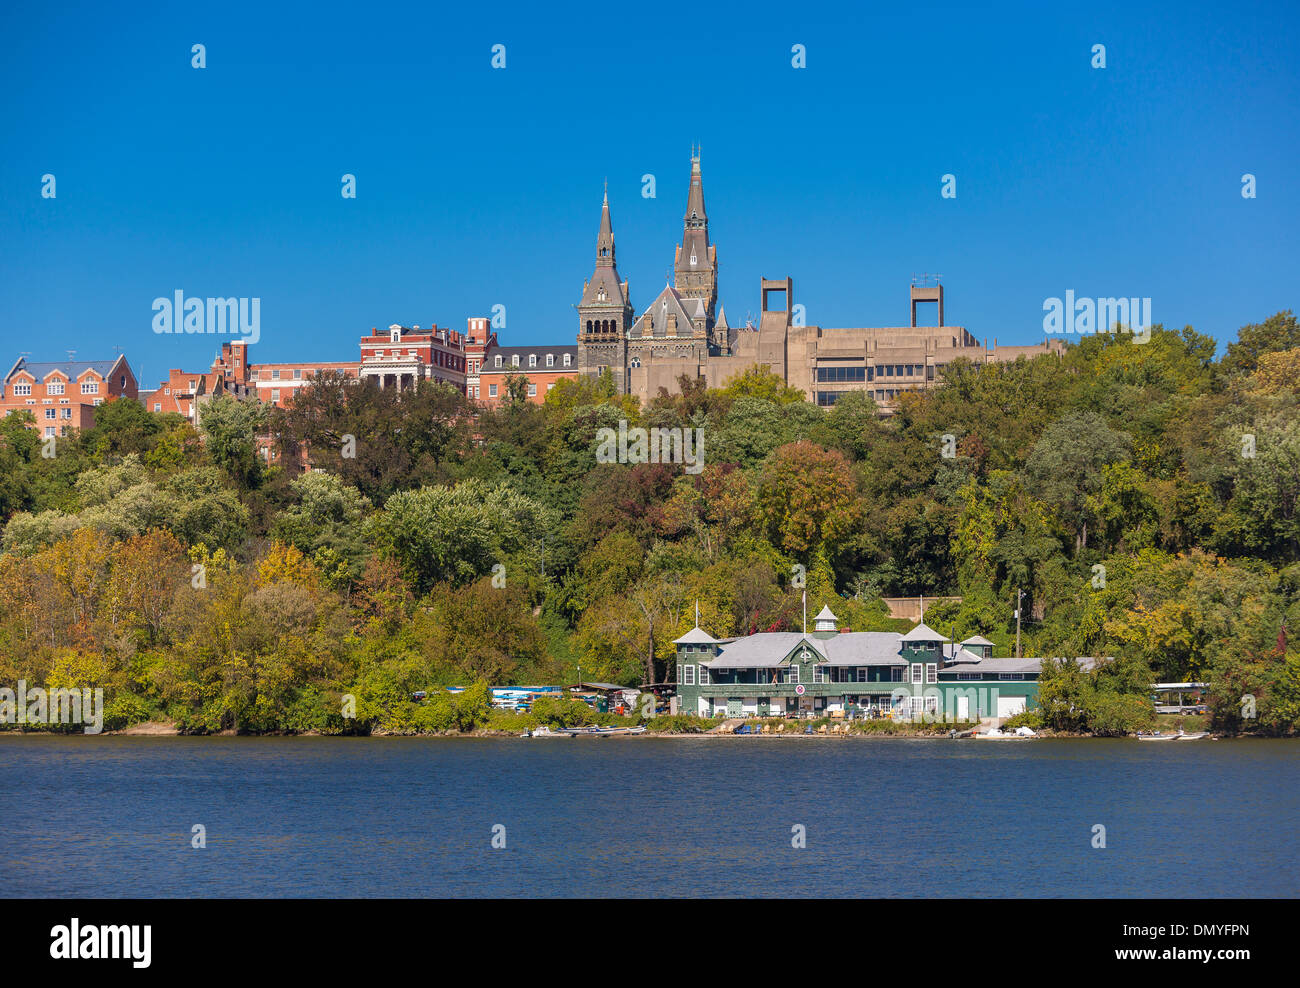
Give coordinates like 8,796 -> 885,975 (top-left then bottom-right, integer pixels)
631,285 -> 699,338
6,358 -> 119,382
674,626 -> 718,645
704,633 -> 827,669
902,623 -> 950,642
703,631 -> 906,669
938,656 -> 1042,676
480,345 -> 578,374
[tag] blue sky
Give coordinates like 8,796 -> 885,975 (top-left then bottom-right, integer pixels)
2,0 -> 1297,382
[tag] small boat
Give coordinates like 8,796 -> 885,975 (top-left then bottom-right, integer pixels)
1136,732 -> 1178,741
557,725 -> 647,737
1175,731 -> 1210,740
977,729 -> 1031,740
519,726 -> 570,738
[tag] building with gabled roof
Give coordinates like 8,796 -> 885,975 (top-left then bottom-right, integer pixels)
674,608 -> 1046,722
1,354 -> 138,437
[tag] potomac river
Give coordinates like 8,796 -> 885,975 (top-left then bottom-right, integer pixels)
2,736 -> 1296,897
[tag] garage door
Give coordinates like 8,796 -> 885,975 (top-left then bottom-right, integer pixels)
997,695 -> 1027,718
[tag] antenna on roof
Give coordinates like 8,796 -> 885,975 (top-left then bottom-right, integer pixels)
66,350 -> 76,362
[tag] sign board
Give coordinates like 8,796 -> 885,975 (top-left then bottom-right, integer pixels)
795,684 -> 806,696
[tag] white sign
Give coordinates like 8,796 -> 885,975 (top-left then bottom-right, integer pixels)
795,684 -> 806,696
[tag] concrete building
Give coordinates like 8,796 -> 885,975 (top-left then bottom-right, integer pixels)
1,355 -> 138,437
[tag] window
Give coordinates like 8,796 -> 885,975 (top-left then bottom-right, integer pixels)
13,383 -> 31,396
563,354 -> 572,367
926,663 -> 937,684
857,667 -> 868,682
93,398 -> 103,406
495,356 -> 502,367
911,664 -> 923,684
815,365 -> 866,383
547,382 -> 555,391
60,408 -> 71,419
82,380 -> 99,394
45,408 -> 56,419
813,666 -> 825,684
48,381 -> 65,395
511,355 -> 520,367
293,369 -> 302,380
528,383 -> 537,397
270,389 -> 280,402
488,384 -> 498,397
788,665 -> 799,684
683,665 -> 695,686
154,403 -> 161,412
45,426 -> 55,437
699,666 -> 709,685
546,354 -> 554,367
528,354 -> 537,368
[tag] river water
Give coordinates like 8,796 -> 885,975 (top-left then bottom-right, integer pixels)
2,736 -> 1295,897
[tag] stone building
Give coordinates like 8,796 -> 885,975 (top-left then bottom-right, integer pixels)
576,152 -> 1064,409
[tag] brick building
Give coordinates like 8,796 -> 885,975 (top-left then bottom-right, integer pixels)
476,344 -> 579,405
358,324 -> 466,393
1,355 -> 138,437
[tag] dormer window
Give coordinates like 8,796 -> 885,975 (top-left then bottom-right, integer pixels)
528,354 -> 537,368
546,354 -> 554,367
690,252 -> 697,266
495,356 -> 503,367
390,328 -> 401,343
511,355 -> 519,367
563,354 -> 571,367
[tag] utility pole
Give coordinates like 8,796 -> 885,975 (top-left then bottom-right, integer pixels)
1015,588 -> 1025,658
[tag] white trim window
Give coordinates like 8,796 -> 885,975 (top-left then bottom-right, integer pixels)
13,383 -> 31,396
788,665 -> 799,684
546,354 -> 554,367
81,380 -> 99,394
48,381 -> 65,395
911,664 -> 923,684
813,665 -> 825,684
926,663 -> 937,684
699,665 -> 709,685
683,665 -> 695,686
563,354 -> 572,367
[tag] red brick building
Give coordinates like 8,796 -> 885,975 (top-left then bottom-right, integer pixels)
358,324 -> 467,393
476,344 -> 579,406
1,355 -> 138,437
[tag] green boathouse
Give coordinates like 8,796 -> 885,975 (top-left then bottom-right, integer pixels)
674,606 -> 1042,722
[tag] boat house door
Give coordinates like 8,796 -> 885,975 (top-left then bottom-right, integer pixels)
757,697 -> 770,717
956,696 -> 970,720
726,697 -> 743,718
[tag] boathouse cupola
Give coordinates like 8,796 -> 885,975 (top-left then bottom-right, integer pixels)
674,624 -> 718,659
813,605 -> 839,634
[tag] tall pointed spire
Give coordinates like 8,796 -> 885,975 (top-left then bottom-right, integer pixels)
674,146 -> 718,338
596,183 -> 615,268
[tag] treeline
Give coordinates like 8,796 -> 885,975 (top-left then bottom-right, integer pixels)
1,313 -> 1298,734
